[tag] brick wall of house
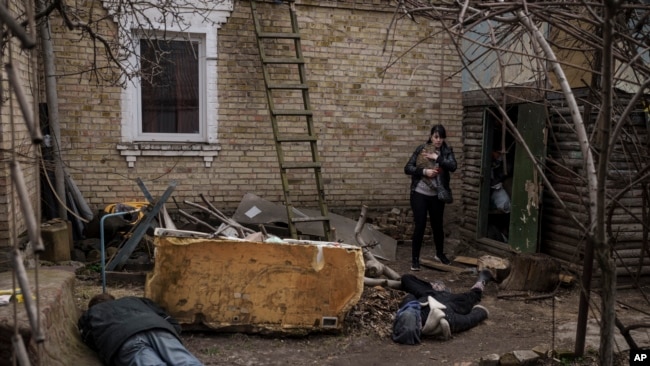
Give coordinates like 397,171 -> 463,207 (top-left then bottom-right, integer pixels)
45,1 -> 463,219
0,1 -> 40,268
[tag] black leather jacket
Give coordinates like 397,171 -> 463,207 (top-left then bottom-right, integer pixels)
404,142 -> 457,193
78,296 -> 182,364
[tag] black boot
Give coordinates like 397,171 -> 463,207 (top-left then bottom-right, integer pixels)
478,269 -> 494,285
411,257 -> 421,271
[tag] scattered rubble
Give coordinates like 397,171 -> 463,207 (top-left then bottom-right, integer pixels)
344,285 -> 403,339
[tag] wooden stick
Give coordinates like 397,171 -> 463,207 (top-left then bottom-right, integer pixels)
177,209 -> 218,232
184,200 -> 252,237
355,205 -> 401,281
497,292 -> 555,301
199,194 -> 254,235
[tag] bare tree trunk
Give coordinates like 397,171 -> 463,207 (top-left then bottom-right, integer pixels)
515,10 -> 602,359
515,11 -> 598,206
595,3 -> 618,364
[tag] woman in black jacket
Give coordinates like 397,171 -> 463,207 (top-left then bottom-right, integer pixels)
404,124 -> 457,270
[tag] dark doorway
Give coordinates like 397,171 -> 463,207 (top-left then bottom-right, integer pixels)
477,103 -> 547,253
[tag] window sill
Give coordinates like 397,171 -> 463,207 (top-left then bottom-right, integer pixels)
117,143 -> 221,168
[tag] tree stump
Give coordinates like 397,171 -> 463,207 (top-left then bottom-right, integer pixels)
498,253 -> 560,292
477,255 -> 511,283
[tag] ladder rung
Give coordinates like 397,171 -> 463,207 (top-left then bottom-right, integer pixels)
267,83 -> 308,90
281,162 -> 321,169
250,1 -> 332,242
272,109 -> 313,116
277,135 -> 318,142
263,57 -> 305,64
291,216 -> 330,223
258,32 -> 300,39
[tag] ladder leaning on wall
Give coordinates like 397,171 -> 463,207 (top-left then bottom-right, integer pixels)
249,0 -> 333,241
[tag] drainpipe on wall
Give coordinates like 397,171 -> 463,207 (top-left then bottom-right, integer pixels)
37,0 -> 66,220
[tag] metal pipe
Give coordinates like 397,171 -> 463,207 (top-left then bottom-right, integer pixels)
0,2 -> 36,49
10,161 -> 44,252
10,249 -> 44,343
11,334 -> 31,366
100,210 -> 140,293
5,63 -> 40,144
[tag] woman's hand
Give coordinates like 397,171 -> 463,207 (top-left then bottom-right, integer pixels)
424,168 -> 440,178
425,152 -> 439,160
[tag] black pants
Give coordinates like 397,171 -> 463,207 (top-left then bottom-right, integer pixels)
400,274 -> 481,314
445,305 -> 488,334
410,191 -> 446,261
400,274 -> 486,334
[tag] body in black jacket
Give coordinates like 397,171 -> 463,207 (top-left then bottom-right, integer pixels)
392,272 -> 491,344
404,124 -> 457,269
78,294 -> 202,366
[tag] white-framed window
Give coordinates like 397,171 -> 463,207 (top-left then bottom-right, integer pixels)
135,35 -> 206,143
110,1 -> 233,167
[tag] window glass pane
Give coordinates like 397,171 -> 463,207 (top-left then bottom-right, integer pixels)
140,40 -> 199,134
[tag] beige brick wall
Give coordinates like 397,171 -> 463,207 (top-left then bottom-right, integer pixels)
0,14 -> 41,264
45,0 -> 463,217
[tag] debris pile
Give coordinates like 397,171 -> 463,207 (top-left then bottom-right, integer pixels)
344,285 -> 404,338
371,208 -> 412,243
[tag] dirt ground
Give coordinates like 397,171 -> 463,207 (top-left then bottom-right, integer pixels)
73,236 -> 648,366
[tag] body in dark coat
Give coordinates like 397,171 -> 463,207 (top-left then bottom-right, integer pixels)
78,296 -> 183,365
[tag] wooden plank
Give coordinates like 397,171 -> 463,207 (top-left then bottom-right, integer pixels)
419,259 -> 466,273
559,274 -> 574,284
453,256 -> 478,266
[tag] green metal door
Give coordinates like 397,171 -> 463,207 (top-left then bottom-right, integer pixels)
508,104 -> 547,252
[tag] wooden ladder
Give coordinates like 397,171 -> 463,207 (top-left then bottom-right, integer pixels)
250,0 -> 333,241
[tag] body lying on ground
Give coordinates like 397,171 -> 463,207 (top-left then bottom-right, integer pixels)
392,270 -> 493,345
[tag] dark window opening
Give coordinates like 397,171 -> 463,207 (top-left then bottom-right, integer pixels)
140,39 -> 200,134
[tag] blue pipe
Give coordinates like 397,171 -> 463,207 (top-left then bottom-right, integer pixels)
100,210 -> 140,293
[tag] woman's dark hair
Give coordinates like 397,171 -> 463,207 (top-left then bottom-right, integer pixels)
427,124 -> 447,142
88,293 -> 116,308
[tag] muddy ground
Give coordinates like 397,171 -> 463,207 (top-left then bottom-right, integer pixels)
73,237 -> 645,366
